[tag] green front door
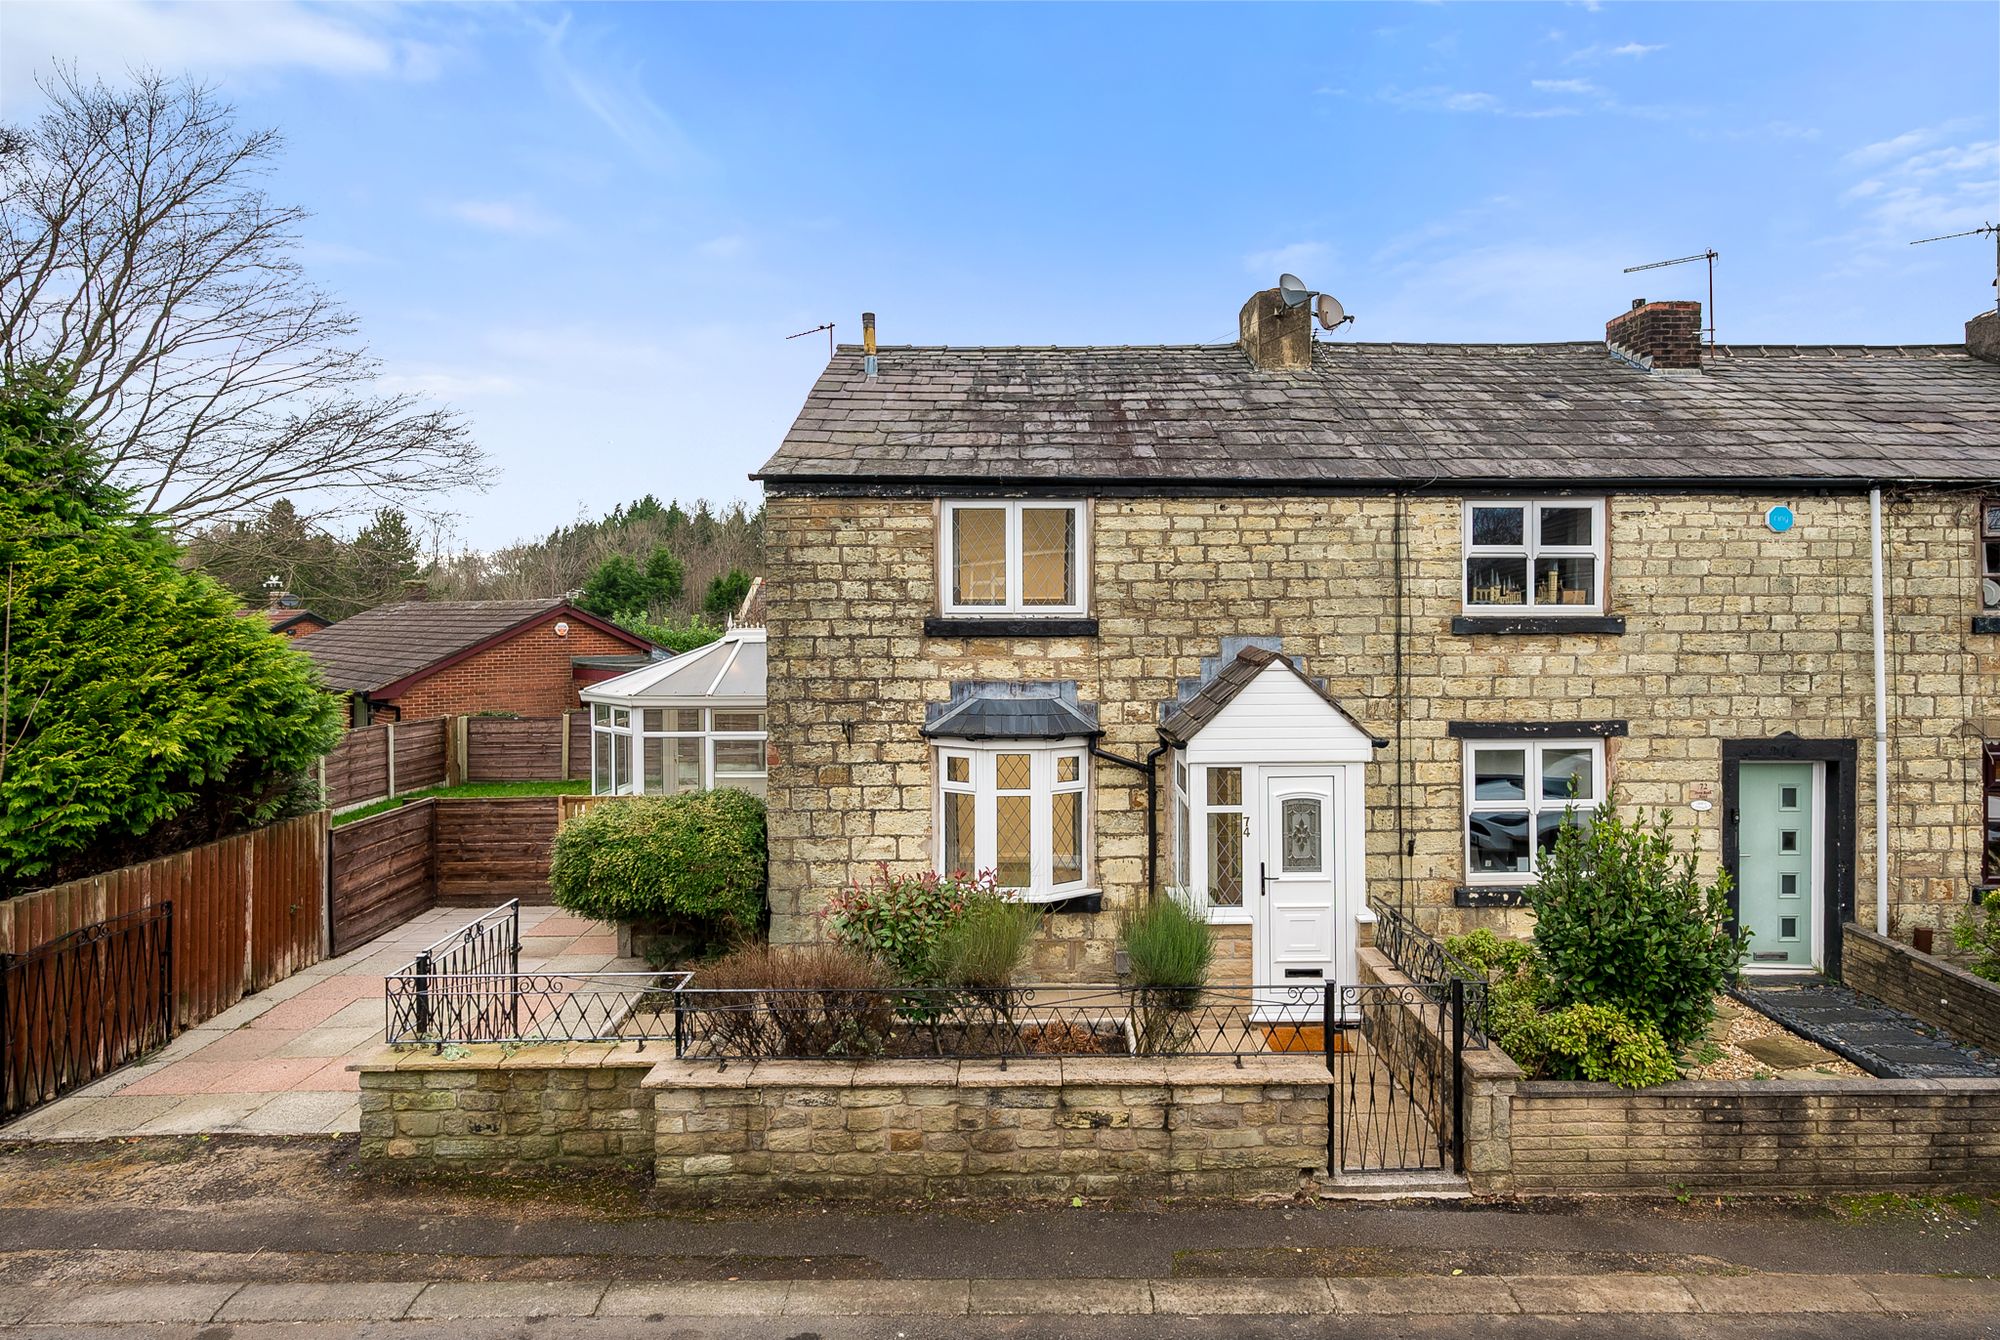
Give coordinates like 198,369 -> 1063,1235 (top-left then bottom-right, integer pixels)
1738,762 -> 1819,970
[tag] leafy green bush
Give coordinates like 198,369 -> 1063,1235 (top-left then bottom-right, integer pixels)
1527,796 -> 1743,1053
934,898 -> 1042,988
549,790 -> 767,951
821,864 -> 1000,983
1444,928 -> 1536,979
1952,891 -> 2000,984
1491,1001 -> 1680,1088
0,370 -> 341,893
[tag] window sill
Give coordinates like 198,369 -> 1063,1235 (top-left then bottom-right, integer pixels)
1025,890 -> 1102,915
1455,885 -> 1531,908
1973,615 -> 2000,635
925,617 -> 1099,639
1451,614 -> 1626,636
1203,910 -> 1253,926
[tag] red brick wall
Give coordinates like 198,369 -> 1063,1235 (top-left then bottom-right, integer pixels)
383,614 -> 642,719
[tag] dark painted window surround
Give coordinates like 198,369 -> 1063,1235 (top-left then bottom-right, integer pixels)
1974,616 -> 2000,635
1448,720 -> 1628,905
925,617 -> 1099,638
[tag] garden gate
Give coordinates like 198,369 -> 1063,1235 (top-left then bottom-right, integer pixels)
1325,978 -> 1467,1174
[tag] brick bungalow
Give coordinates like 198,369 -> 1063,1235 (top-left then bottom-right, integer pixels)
238,590 -> 330,639
752,291 -> 2000,989
302,593 -> 658,725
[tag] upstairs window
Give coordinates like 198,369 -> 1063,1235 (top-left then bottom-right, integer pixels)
1463,740 -> 1604,885
942,501 -> 1087,616
1982,500 -> 2000,613
936,742 -> 1089,900
1463,499 -> 1606,614
1985,742 -> 1999,887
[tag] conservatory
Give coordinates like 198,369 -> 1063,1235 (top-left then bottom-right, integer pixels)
579,624 -> 768,797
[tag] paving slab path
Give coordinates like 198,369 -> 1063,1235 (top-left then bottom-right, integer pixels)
3,906 -> 633,1140
1734,976 -> 2000,1078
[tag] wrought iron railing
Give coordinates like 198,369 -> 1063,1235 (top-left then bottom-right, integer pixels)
1371,903 -> 1489,1048
385,969 -> 692,1048
398,899 -> 520,979
1329,979 -> 1465,1173
2,904 -> 175,1123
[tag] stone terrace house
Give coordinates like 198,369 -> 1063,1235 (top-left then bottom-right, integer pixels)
302,593 -> 658,726
753,291 -> 2000,989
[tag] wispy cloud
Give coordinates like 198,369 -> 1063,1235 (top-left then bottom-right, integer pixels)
378,368 -> 520,399
1565,40 -> 1666,64
529,11 -> 698,173
697,235 -> 748,260
442,199 -> 563,237
0,0 -> 443,111
1839,130 -> 2000,241
1379,86 -> 1579,119
1243,241 -> 1331,277
1531,78 -> 1599,95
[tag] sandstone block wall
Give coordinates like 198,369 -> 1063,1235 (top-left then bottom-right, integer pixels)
1842,922 -> 2000,1054
356,1045 -> 655,1175
764,491 -> 1997,971
1482,1079 -> 2000,1194
645,1058 -> 1329,1200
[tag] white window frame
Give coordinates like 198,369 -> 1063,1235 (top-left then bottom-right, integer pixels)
1981,498 -> 2000,612
1462,498 -> 1607,615
590,705 -> 769,797
940,500 -> 1088,616
933,739 -> 1091,901
1185,761 -> 1253,925
1462,738 -> 1606,887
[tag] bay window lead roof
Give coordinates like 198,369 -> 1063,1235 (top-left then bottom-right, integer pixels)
922,680 -> 1102,741
756,341 -> 2000,489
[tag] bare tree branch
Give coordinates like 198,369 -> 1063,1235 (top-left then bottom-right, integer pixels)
0,66 -> 494,529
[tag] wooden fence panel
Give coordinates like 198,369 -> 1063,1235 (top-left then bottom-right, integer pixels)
325,724 -> 389,809
328,801 -> 436,954
391,718 -> 449,794
432,797 -> 560,901
567,711 -> 590,781
0,813 -> 327,1029
464,717 -> 568,783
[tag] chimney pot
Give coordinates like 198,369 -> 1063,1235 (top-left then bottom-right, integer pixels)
266,587 -> 284,610
1606,299 -> 1704,371
861,311 -> 878,379
1630,298 -> 1646,311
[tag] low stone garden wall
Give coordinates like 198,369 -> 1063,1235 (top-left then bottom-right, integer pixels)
1360,946 -> 2000,1196
355,1048 -> 1327,1197
1842,921 -> 2000,1054
645,1057 -> 1328,1200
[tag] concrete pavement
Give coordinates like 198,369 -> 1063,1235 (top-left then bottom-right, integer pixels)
4,906 -> 629,1140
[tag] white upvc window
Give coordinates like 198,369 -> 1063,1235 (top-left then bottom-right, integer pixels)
1174,758 -> 1251,924
935,740 -> 1089,900
590,706 -> 769,798
1463,498 -> 1607,614
1463,739 -> 1605,885
940,500 -> 1088,616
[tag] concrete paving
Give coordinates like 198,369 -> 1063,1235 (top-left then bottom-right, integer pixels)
4,905 -> 631,1140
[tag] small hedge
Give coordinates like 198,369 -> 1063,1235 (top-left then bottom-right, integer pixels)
549,791 -> 767,946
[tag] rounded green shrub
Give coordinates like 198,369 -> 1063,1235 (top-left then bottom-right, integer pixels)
549,790 -> 767,944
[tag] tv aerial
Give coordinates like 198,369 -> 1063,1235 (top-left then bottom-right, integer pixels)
1276,273 -> 1356,333
1910,223 -> 1999,315
786,322 -> 836,357
1623,249 -> 1719,346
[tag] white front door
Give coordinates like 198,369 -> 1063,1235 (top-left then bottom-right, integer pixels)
1254,770 -> 1345,1013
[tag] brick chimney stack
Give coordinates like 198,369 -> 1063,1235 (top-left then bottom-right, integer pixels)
1239,289 -> 1314,372
1606,299 -> 1704,371
1967,309 -> 2000,364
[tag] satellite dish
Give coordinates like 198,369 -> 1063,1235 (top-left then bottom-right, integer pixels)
1316,294 -> 1352,330
1277,273 -> 1312,309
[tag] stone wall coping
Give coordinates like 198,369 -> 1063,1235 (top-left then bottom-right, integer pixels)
1354,946 -> 1525,1084
1517,1076 -> 2000,1098
642,1054 -> 1332,1091
349,1042 -> 659,1074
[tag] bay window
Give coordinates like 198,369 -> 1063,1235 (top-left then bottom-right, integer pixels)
1463,499 -> 1606,613
935,741 -> 1089,899
941,500 -> 1087,615
1463,739 -> 1604,884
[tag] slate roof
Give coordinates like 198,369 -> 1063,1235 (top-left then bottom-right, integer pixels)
301,598 -> 644,695
923,680 -> 1102,742
757,340 -> 2000,488
1158,647 -> 1387,748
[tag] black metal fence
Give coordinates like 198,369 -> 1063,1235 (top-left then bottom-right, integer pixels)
389,901 -> 523,1043
385,969 -> 691,1048
1372,903 -> 1490,1046
1,904 -> 175,1123
1328,979 -> 1466,1174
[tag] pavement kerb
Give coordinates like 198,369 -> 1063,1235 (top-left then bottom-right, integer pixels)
10,1273 -> 1998,1323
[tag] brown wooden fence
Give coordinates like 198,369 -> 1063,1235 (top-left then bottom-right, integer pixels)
433,797 -> 563,902
324,713 -> 585,810
328,801 -> 436,955
0,812 -> 327,1028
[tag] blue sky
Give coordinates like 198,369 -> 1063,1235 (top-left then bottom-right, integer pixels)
5,2 -> 1996,550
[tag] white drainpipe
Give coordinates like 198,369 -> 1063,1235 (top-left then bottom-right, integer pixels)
1870,487 -> 1890,935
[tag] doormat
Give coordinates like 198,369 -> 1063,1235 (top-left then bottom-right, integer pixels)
1263,1024 -> 1346,1054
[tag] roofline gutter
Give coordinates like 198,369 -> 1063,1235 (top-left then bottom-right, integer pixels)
1090,738 -> 1171,904
754,474 -> 2000,498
